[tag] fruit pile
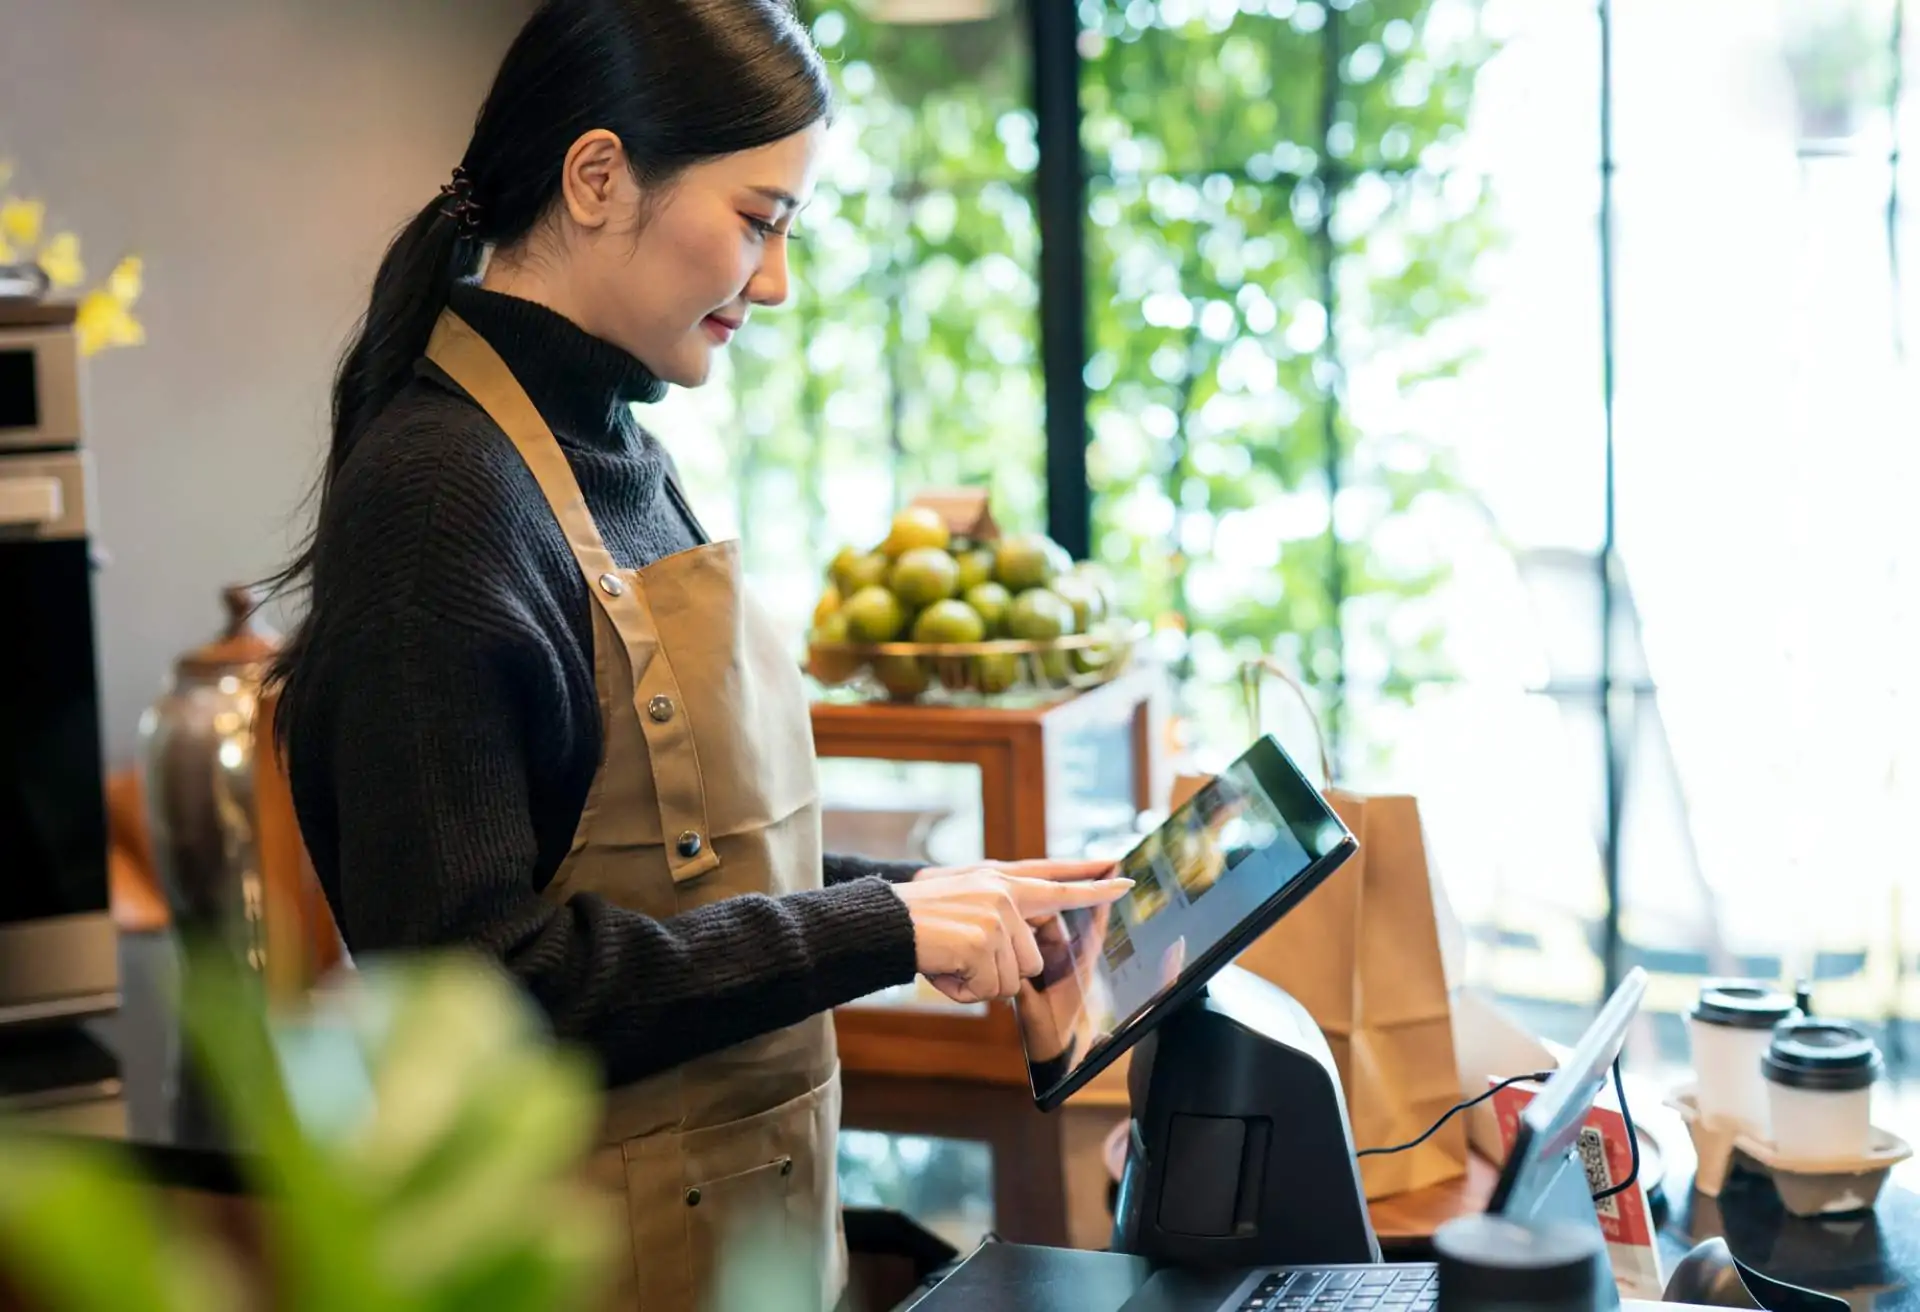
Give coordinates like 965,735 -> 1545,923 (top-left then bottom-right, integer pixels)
808,506 -> 1130,701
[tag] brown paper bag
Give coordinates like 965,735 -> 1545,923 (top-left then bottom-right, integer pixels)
1217,660 -> 1469,1200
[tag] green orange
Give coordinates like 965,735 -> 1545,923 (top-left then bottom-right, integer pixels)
889,547 -> 960,608
911,599 -> 986,644
881,507 -> 951,558
843,586 -> 907,642
1006,588 -> 1075,642
874,653 -> 932,700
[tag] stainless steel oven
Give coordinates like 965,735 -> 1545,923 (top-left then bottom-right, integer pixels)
0,305 -> 117,1027
0,312 -> 83,451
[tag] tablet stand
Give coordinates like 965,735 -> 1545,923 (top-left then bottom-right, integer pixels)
1111,965 -> 1382,1268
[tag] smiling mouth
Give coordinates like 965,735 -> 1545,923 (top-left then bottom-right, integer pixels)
702,313 -> 742,343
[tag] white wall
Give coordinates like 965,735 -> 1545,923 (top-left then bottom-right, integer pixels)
0,0 -> 531,762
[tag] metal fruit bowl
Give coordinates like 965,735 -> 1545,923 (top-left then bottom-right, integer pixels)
807,621 -> 1146,704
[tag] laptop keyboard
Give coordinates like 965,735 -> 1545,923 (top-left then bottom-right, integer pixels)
1236,1266 -> 1440,1312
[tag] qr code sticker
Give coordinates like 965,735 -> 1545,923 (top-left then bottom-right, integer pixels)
1578,1125 -> 1618,1220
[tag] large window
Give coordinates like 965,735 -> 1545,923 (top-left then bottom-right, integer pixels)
658,0 -> 1920,1075
1075,0 -> 1623,1042
1601,0 -> 1915,1063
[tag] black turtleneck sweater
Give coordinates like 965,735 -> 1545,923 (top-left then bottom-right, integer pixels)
281,284 -> 920,1088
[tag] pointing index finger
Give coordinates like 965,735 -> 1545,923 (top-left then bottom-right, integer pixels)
1002,858 -> 1119,877
1007,875 -> 1134,915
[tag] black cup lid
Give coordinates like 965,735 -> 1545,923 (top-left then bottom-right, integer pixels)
1436,1215 -> 1603,1307
1691,979 -> 1797,1030
1763,1020 -> 1883,1092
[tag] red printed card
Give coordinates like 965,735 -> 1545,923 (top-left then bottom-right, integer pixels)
1490,1079 -> 1663,1299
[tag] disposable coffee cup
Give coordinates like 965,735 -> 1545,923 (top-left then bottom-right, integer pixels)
1436,1214 -> 1605,1312
1763,1020 -> 1882,1160
1686,979 -> 1798,1136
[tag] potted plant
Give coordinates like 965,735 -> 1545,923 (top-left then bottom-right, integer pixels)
0,948 -> 617,1311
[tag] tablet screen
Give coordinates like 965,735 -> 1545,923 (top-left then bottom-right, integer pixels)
1017,734 -> 1356,1109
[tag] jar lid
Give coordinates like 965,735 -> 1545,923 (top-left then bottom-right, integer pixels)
1690,979 -> 1797,1030
1437,1216 -> 1603,1308
176,585 -> 279,679
1763,1021 -> 1882,1092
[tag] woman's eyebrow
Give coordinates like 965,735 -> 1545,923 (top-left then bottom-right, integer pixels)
748,185 -> 803,212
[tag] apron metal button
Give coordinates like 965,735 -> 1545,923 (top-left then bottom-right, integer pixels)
597,572 -> 625,597
677,831 -> 703,858
647,695 -> 675,723
685,1187 -> 701,1207
779,1157 -> 793,1177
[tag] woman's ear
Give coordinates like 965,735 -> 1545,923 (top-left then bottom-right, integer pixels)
559,129 -> 632,232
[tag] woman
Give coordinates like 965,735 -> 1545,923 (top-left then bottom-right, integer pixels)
268,2 -> 1131,1307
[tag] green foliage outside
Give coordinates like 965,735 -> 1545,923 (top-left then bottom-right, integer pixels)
1079,0 -> 1495,757
653,0 -> 1498,769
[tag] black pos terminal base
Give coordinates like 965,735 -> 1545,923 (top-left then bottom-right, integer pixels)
1007,734 -> 1642,1312
1112,966 -> 1380,1270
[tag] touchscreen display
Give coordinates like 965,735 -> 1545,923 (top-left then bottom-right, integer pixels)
1016,735 -> 1353,1107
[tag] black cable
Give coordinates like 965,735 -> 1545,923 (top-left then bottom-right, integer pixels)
1356,1071 -> 1555,1158
1591,1057 -> 1640,1203
1359,1058 -> 1643,1207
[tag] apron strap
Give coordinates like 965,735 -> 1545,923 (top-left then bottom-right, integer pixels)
425,311 -> 624,577
423,309 -> 720,883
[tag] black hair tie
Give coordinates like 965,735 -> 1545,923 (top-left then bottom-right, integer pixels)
439,165 -> 482,237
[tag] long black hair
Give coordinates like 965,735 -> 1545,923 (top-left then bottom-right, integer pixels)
264,0 -> 830,710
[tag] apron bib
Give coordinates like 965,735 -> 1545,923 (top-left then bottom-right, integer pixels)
424,311 -> 846,1312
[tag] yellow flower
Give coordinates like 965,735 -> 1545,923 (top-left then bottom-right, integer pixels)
76,255 -> 147,356
37,232 -> 84,289
76,286 -> 145,357
1,198 -> 44,250
0,169 -> 150,357
106,254 -> 143,304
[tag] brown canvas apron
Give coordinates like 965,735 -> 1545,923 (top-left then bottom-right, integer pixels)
424,311 -> 847,1312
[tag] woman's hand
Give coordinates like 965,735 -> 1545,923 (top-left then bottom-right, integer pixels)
892,869 -> 1132,1004
913,858 -> 1119,887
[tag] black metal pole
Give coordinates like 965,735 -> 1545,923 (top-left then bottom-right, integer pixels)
1028,0 -> 1091,559
1597,0 -> 1623,995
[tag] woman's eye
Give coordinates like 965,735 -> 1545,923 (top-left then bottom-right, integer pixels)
744,215 -> 781,239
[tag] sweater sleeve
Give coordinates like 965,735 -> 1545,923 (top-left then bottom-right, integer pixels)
298,430 -> 918,1088
824,854 -> 922,886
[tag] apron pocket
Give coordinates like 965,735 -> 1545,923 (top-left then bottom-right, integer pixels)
617,1071 -> 846,1311
683,1156 -> 796,1301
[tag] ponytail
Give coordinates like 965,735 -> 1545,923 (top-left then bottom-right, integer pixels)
261,193 -> 476,708
331,196 -> 477,479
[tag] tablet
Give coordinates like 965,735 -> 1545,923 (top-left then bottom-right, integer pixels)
1016,734 -> 1357,1110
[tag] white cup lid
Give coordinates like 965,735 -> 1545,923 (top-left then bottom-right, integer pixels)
1763,1020 -> 1883,1092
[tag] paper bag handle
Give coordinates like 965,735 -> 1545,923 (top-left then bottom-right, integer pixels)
1238,657 -> 1335,785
